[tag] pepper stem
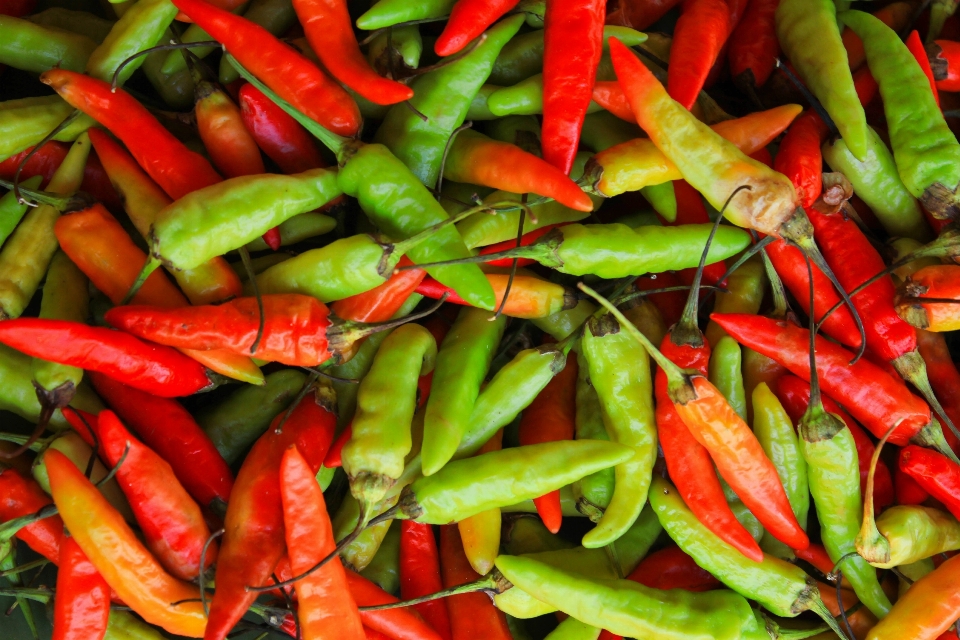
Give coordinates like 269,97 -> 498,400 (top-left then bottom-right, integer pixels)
0,588 -> 52,605
237,247 -> 265,354
761,248 -> 791,320
893,350 -> 960,456
359,571 -> 508,611
809,597 -> 852,640
855,424 -> 898,566
120,256 -> 162,305
0,179 -> 85,211
225,53 -> 349,158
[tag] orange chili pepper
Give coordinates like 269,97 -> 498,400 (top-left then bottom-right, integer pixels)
898,264 -> 960,332
195,81 -> 266,179
416,272 -> 577,319
331,257 -> 427,324
866,552 -> 960,639
667,0 -> 730,110
592,80 -> 635,122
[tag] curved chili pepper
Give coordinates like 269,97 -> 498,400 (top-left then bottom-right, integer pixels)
866,552 -> 960,639
416,272 -> 576,319
237,83 -> 327,173
917,329 -> 960,454
773,111 -> 828,209
331,258 -> 426,323
52,536 -> 110,640
205,385 -> 336,640
0,319 -> 212,397
46,449 -> 207,638
440,525 -> 512,640
671,180 -> 728,289
194,81 -> 266,179
399,521 -> 453,640
900,445 -> 960,521
728,0 -> 780,89
41,70 -> 221,200
626,545 -> 723,592
541,0 -> 605,174
436,0 -> 520,56
667,0 -> 729,110
517,350 -> 577,534
172,0 -> 359,135
906,30 -> 940,107
0,468 -> 63,564
457,429 -> 504,575
896,464 -> 931,506
591,80 -> 634,122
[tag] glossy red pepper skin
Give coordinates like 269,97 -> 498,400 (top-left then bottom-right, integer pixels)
772,375 -> 894,511
626,545 -> 723,592
728,0 -> 780,88
541,0 -> 606,174
917,330 -> 960,454
173,0 -> 360,136
346,570 -> 443,640
105,294 -> 335,367
88,373 -> 234,510
204,388 -> 336,640
0,319 -> 212,397
0,144 -> 121,210
657,334 -> 764,562
330,257 -> 425,323
931,39 -> 960,92
436,0 -> 520,56
40,70 -> 222,201
0,468 -> 64,564
667,0 -> 730,109
399,521 -> 453,640
773,111 -> 828,209
52,536 -> 110,640
591,80 -> 635,122
712,314 -> 932,445
238,83 -> 327,174
440,525 -> 511,640
900,445 -> 960,520
895,465 -> 930,505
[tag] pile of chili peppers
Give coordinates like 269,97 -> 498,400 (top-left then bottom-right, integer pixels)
9,0 -> 960,639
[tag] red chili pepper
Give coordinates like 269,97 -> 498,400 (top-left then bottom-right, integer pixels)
626,545 -> 724,592
399,521 -> 453,640
773,111 -> 828,209
323,423 -> 350,468
61,407 -> 99,448
0,468 -> 64,564
41,70 -> 222,201
205,386 -> 336,640
415,272 -> 575,319
517,350 -> 578,533
89,373 -> 233,513
900,445 -> 960,520
331,258 -> 427,323
436,0 -> 520,56
194,82 -> 266,180
238,83 -> 328,174
439,525 -> 511,640
591,80 -> 635,122
906,30 -> 940,107
52,536 -> 110,640
727,0 -> 780,89
172,0 -> 360,136
930,39 -> 960,92
667,0 -> 730,110
0,143 -> 121,210
606,0 -> 682,30
541,0 -> 606,174
794,543 -> 836,576
917,330 -> 960,454
346,570 -> 443,640
711,314 -> 932,446
475,224 -> 562,266
772,375 -> 895,511
0,319 -> 213,397
895,464 -> 930,506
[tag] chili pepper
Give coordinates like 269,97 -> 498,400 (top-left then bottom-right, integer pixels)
516,350 -> 577,533
205,383 -> 336,640
399,521 -> 452,640
88,128 -> 243,307
897,463 -> 932,506
330,260 -> 425,326
197,369 -> 306,465
41,71 -> 221,200
46,449 -> 207,637
0,319 -> 213,397
375,15 -> 523,188
433,0 -> 515,56
439,525 -> 512,640
237,83 -> 327,173
0,133 -> 89,321
900,445 -> 960,520
193,81 -> 265,181
930,39 -> 960,92
861,504 -> 960,570
422,308 -> 506,476
26,7 -> 114,43
416,272 -> 576,319
103,610 -> 169,640
843,10 -> 960,220
356,0 -> 455,29
361,520 -> 401,595
215,0 -> 299,83
627,545 -> 723,592
897,264 -> 960,331
622,295 -> 668,349
0,15 -> 97,73
84,0 -> 178,86
52,536 -> 110,640
666,0 -> 729,110
0,95 -> 93,161
489,73 -> 608,119
607,0 -> 680,30
540,0 -> 605,173
281,445 -> 366,639
906,30 -> 941,108
579,312 -> 656,549
865,551 -> 960,639
590,80 -> 634,123
728,0 -> 779,89
712,314 -> 936,447
930,0 -> 960,43
570,350 -> 614,521
776,0 -> 868,160
140,43 -> 196,111
457,429 -> 504,575
0,468 -> 63,564
705,254 -> 765,347
503,516 -> 573,556
669,180 -> 728,288
707,336 -> 747,421
0,144 -> 121,211
773,112 -> 827,210
365,21 -> 422,84
917,329 -> 960,453
472,226 -> 560,267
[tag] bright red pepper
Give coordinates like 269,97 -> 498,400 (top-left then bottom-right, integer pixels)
917,329 -> 960,454
895,464 -> 930,506
52,536 -> 111,640
591,80 -> 635,122
626,545 -> 723,592
399,521 -> 453,640
0,468 -> 63,564
667,0 -> 730,110
436,0 -> 520,56
900,445 -> 960,520
331,257 -> 426,323
773,111 -> 828,209
906,30 -> 940,106
346,569 -> 444,640
728,0 -> 780,88
541,0 -> 607,174
238,83 -> 328,174
440,525 -> 511,640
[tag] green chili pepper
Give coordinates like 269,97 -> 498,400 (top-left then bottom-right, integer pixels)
104,609 -> 168,640
532,300 -> 597,341
579,111 -> 642,156
0,176 -> 42,246
374,15 -> 524,188
640,182 -> 678,223
422,308 -> 506,476
650,475 -> 837,626
244,213 -> 335,252
705,254 -> 766,347
798,409 -> 892,618
864,505 -> 960,569
356,0 -> 456,30
140,39 -> 195,111
466,85 -> 501,121
0,16 -> 98,74
218,0 -> 297,83
494,555 -> 767,640
503,516 -> 575,555
31,251 -> 89,407
0,96 -> 94,162
367,25 -> 421,77
27,8 -> 115,43
544,618 -> 600,640
720,477 -> 764,542
571,349 -> 615,522
842,9 -> 960,219
343,324 -> 437,507
85,0 -> 179,86
822,127 -> 931,242
0,133 -> 90,320
360,520 -> 401,595
929,0 -> 960,43
580,313 -> 656,548
776,0 -> 868,160
708,336 -> 748,421
333,492 -> 399,571
230,253 -> 290,281
753,383 -> 809,560
487,74 -> 604,118
197,369 -> 307,465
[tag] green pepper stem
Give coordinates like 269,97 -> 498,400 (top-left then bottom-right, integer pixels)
808,598 -> 852,640
359,572 -> 506,611
894,351 -> 960,452
0,588 -> 52,605
120,256 -> 162,306
0,505 -> 59,544
0,179 -> 80,210
760,248 -> 791,320
0,558 -> 48,579
225,53 -> 349,158
855,424 -> 898,566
